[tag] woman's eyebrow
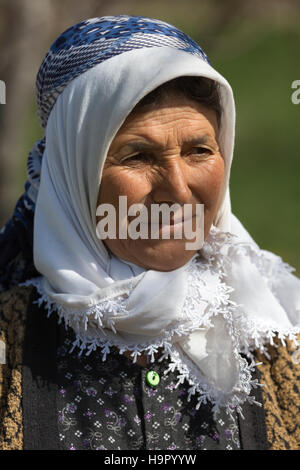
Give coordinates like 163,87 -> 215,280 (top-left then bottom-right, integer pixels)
118,135 -> 217,153
183,135 -> 217,147
120,141 -> 158,153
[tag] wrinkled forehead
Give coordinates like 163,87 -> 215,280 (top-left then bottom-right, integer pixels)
111,88 -> 220,153
122,77 -> 221,132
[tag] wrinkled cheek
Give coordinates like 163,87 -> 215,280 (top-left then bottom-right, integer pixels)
197,181 -> 223,215
197,160 -> 225,231
97,170 -> 152,227
206,158 -> 224,204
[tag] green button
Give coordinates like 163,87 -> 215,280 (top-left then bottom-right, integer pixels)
145,370 -> 160,387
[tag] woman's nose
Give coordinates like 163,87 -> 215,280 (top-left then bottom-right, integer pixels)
151,157 -> 192,205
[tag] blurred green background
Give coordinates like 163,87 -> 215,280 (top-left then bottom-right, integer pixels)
0,0 -> 299,273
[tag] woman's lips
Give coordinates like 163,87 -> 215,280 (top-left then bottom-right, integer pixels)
169,215 -> 194,225
150,214 -> 194,223
142,215 -> 195,229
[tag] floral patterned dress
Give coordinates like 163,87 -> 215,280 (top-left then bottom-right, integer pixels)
56,326 -> 241,451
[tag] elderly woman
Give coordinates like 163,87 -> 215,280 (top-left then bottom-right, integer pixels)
0,16 -> 299,451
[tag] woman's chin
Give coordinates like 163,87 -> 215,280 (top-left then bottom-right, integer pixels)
125,239 -> 198,271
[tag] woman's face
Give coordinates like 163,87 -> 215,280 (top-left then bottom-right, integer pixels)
97,92 -> 224,271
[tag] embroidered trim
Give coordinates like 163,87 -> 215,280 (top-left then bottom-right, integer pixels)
164,345 -> 263,420
20,227 -> 300,418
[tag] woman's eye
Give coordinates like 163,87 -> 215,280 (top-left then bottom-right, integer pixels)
123,153 -> 150,165
191,147 -> 212,156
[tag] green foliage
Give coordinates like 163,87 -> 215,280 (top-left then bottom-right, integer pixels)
212,29 -> 300,273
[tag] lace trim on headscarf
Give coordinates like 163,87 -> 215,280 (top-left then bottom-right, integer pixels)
20,228 -> 300,419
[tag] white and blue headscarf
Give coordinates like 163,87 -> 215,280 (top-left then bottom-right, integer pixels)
0,15 -> 210,289
1,16 -> 299,418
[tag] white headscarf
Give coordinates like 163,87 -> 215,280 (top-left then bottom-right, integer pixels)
22,46 -> 300,417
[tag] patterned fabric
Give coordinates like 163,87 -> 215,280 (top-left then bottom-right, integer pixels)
0,16 -> 208,292
0,285 -> 32,449
256,337 -> 300,450
57,330 -> 240,450
37,16 -> 209,129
